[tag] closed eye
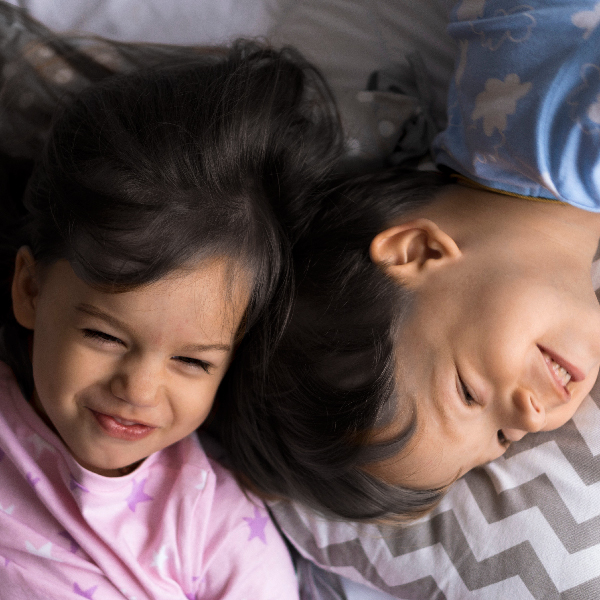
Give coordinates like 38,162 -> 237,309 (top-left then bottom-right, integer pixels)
173,356 -> 212,374
458,374 -> 477,407
82,329 -> 124,345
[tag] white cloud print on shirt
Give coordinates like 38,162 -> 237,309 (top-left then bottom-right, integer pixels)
472,74 -> 532,136
572,3 -> 600,40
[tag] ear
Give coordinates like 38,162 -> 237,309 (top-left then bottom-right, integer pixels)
11,246 -> 39,330
370,219 -> 461,287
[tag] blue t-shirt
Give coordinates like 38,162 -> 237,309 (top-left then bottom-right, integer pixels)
433,0 -> 600,211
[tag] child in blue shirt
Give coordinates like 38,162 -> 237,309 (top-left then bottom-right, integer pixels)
217,0 -> 600,522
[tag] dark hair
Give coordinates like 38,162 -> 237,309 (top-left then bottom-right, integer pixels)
0,37 -> 342,398
216,167 -> 455,521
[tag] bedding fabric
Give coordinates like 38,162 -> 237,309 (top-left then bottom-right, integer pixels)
4,0 -> 295,45
8,0 -> 457,166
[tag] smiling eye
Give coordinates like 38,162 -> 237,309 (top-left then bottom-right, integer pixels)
497,430 -> 510,447
82,329 -> 123,345
173,356 -> 212,374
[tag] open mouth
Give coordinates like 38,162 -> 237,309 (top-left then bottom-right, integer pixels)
111,416 -> 145,427
541,350 -> 572,387
538,345 -> 585,402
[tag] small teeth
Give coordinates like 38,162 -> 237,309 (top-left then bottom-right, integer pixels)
542,351 -> 572,387
113,416 -> 138,426
551,362 -> 571,385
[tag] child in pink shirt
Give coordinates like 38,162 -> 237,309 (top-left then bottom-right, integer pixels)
0,10 -> 340,597
0,362 -> 295,599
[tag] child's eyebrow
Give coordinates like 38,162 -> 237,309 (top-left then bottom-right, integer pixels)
179,342 -> 232,353
74,303 -> 232,352
75,303 -> 128,331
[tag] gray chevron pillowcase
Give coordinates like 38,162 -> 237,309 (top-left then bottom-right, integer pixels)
269,259 -> 600,600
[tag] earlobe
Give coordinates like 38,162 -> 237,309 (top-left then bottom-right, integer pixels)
11,246 -> 39,330
370,219 -> 461,286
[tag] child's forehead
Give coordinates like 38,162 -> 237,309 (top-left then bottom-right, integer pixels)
42,258 -> 250,337
155,256 -> 252,295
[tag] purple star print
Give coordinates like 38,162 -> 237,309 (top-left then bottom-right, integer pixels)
59,530 -> 80,554
126,478 -> 153,512
26,472 -> 40,487
73,583 -> 97,598
69,474 -> 89,493
243,507 -> 269,544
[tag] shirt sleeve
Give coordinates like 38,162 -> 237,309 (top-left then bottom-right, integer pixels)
432,0 -> 600,211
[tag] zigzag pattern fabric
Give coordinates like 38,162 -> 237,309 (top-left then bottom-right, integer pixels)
270,262 -> 600,599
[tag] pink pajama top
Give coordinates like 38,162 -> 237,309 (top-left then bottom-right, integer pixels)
0,362 -> 299,599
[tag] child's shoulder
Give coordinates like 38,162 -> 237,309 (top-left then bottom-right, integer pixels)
196,431 -> 263,511
160,432 -> 299,599
184,432 -> 279,547
196,433 -> 299,598
151,430 -> 261,514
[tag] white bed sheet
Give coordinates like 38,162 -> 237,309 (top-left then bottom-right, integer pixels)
8,0 -> 456,164
5,0 -> 294,44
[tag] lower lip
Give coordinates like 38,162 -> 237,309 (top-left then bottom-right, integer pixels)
91,411 -> 156,441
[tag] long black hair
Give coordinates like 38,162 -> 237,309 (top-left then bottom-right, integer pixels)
0,25 -> 342,399
217,167 -> 455,521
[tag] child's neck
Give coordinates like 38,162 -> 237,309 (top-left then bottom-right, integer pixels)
421,185 -> 600,265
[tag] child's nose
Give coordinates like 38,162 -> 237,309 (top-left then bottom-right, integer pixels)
507,388 -> 546,434
110,356 -> 162,408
